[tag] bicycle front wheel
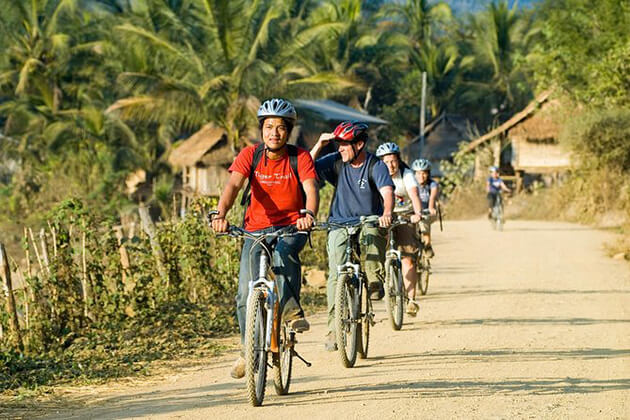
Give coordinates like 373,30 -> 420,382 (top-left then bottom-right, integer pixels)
273,320 -> 292,396
418,255 -> 430,296
358,280 -> 370,359
385,261 -> 404,331
335,274 -> 359,368
245,288 -> 268,406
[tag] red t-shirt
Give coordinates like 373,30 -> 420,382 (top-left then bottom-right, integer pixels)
229,145 -> 317,231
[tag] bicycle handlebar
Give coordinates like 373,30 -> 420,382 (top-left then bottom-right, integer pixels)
313,214 -> 381,232
219,224 -> 308,240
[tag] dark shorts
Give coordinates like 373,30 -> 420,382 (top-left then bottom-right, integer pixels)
394,223 -> 420,257
487,192 -> 501,208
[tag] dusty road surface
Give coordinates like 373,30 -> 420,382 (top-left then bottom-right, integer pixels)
32,220 -> 630,419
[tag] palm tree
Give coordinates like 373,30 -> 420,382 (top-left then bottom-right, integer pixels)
105,0 -> 356,150
383,0 -> 453,49
461,0 -> 538,121
0,0 -> 142,211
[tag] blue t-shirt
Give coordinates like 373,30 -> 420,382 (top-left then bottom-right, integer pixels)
315,152 -> 394,224
418,179 -> 439,209
488,177 -> 503,194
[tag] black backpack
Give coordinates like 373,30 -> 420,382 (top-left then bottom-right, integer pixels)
239,143 -> 305,226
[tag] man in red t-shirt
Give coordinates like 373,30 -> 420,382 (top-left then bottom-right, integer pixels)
211,98 -> 319,379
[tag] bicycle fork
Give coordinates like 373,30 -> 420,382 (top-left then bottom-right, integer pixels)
248,253 -> 276,352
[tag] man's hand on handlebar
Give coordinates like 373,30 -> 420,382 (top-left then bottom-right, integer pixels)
379,212 -> 392,228
296,208 -> 316,231
209,211 -> 229,233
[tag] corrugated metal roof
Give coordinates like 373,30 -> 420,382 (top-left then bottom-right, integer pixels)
294,99 -> 388,125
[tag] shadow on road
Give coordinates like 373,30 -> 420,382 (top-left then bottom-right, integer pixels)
281,376 -> 630,405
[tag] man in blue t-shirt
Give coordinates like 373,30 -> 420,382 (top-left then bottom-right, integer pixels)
311,121 -> 394,351
487,166 -> 511,218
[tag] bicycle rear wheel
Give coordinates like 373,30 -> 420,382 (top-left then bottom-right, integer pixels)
335,274 -> 359,368
497,205 -> 504,231
245,288 -> 268,406
273,320 -> 292,396
418,254 -> 430,296
385,260 -> 404,330
358,280 -> 370,359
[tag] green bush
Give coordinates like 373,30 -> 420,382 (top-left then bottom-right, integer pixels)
0,198 -> 242,391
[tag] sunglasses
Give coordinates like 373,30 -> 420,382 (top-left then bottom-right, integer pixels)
335,140 -> 355,146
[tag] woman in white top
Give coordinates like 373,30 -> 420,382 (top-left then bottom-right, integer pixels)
375,142 -> 424,316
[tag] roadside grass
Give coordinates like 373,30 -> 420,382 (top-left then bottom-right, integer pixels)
0,286 -> 327,399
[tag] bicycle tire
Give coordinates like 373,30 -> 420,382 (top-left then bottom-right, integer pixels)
385,261 -> 404,330
418,255 -> 430,296
358,280 -> 370,359
335,274 -> 359,368
245,288 -> 268,406
273,320 -> 292,396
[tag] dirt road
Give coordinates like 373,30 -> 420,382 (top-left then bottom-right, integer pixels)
38,219 -> 630,419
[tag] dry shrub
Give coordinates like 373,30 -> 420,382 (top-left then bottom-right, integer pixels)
441,181 -> 488,220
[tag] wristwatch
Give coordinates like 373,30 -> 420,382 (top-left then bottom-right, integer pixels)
301,209 -> 315,219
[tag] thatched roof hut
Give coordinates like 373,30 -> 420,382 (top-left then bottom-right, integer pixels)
168,123 -> 232,200
466,90 -> 571,180
168,123 -> 232,168
403,114 -> 473,173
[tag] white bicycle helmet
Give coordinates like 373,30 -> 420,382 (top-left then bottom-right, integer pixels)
489,166 -> 499,173
257,98 -> 297,122
375,142 -> 400,158
411,158 -> 431,171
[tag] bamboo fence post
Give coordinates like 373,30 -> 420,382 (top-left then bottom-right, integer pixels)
81,230 -> 89,319
138,204 -> 168,288
24,228 -> 32,279
39,229 -> 51,275
47,221 -> 57,257
28,227 -> 44,273
0,243 -> 24,351
114,226 -> 131,284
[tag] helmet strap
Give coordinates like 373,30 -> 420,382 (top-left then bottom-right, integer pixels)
350,142 -> 366,165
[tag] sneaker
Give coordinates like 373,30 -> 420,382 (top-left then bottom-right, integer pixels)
230,356 -> 245,379
324,331 -> 337,352
406,300 -> 419,317
424,245 -> 435,258
290,317 -> 310,332
368,281 -> 385,300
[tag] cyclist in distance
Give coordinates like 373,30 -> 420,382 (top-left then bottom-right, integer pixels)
210,98 -> 319,379
311,121 -> 394,351
375,142 -> 424,316
487,166 -> 511,218
411,158 -> 439,258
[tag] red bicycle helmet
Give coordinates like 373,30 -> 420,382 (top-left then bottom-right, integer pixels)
333,121 -> 369,143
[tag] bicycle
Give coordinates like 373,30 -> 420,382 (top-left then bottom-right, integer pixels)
490,193 -> 504,231
315,215 -> 380,368
210,213 -> 311,407
383,215 -> 412,331
416,210 -> 433,296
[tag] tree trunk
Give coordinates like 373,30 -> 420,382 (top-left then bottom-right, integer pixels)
0,243 -> 24,352
138,205 -> 168,290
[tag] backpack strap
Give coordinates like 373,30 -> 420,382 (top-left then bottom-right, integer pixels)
287,144 -> 306,205
366,155 -> 382,208
240,143 -> 265,207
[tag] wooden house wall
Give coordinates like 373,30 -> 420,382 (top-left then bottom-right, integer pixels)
511,135 -> 571,172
